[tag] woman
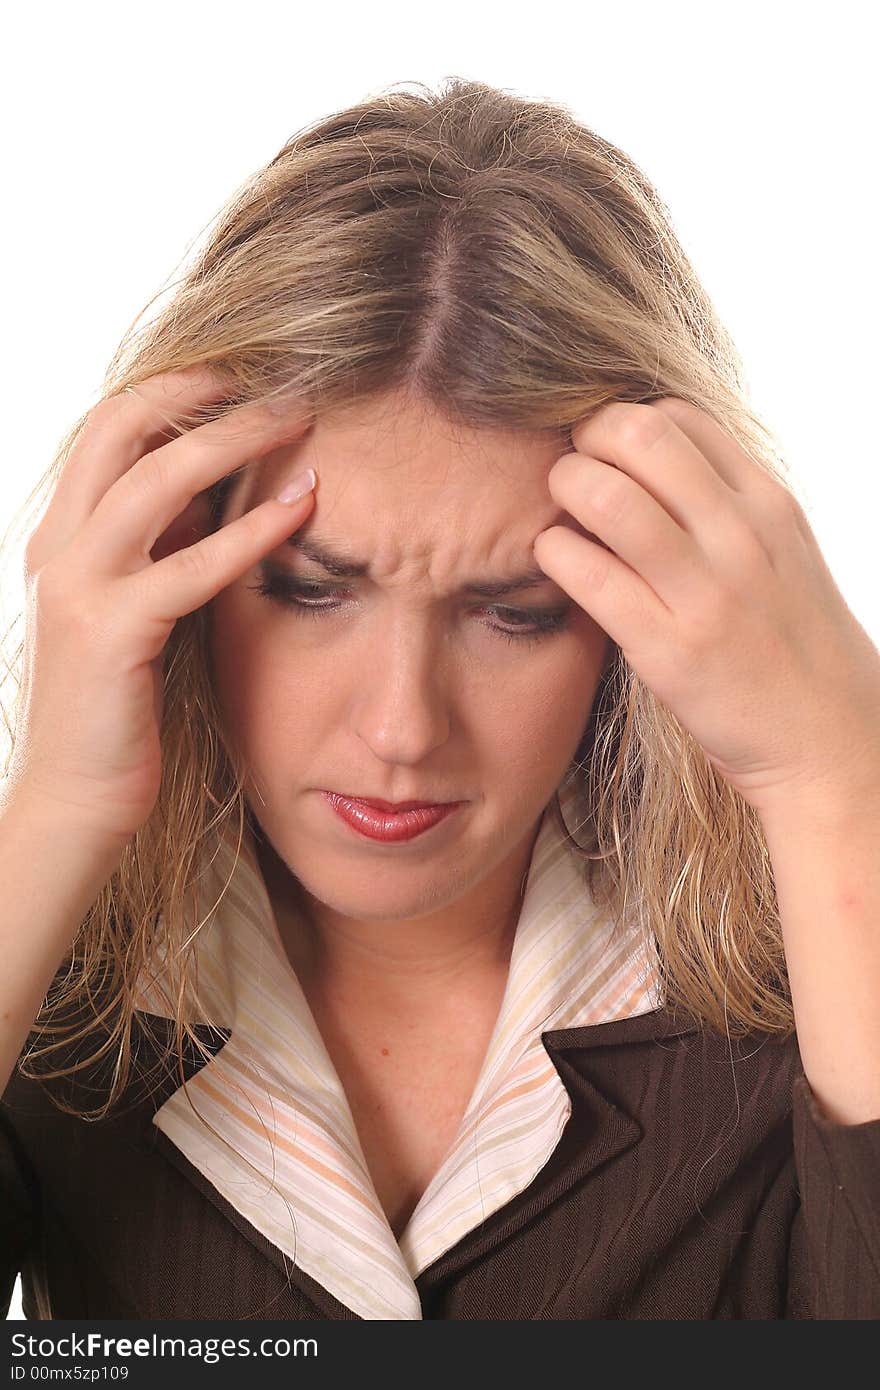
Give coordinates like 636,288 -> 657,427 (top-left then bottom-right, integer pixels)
1,78 -> 878,1321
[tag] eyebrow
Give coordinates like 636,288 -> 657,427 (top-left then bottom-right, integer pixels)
283,532 -> 557,598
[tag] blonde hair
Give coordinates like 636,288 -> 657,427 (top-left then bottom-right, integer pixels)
2,76 -> 795,1124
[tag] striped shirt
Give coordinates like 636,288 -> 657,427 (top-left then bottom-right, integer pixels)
132,774 -> 663,1319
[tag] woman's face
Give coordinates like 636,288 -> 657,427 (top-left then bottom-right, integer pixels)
207,388 -> 612,926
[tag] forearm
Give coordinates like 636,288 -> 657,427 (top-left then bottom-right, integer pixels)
0,792 -> 125,1094
759,776 -> 880,1126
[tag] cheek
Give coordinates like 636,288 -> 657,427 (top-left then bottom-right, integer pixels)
545,627 -> 610,754
207,594 -> 303,755
208,593 -> 345,798
473,628 -> 607,772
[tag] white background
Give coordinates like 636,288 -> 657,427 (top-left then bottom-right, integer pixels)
2,0 -> 877,1322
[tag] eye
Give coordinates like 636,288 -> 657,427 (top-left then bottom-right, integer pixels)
487,604 -> 571,645
248,568 -> 571,646
249,572 -> 340,610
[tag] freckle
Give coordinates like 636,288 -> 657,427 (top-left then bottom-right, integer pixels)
380,1046 -> 390,1056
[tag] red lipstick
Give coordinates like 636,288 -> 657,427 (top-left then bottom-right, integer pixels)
320,791 -> 464,842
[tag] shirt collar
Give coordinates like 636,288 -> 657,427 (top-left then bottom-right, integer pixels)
133,773 -> 663,1318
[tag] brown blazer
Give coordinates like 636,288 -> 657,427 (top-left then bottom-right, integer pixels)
2,1001 -> 879,1320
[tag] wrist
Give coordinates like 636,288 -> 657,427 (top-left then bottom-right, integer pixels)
0,782 -> 130,874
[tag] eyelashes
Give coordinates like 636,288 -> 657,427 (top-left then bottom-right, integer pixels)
247,568 -> 571,647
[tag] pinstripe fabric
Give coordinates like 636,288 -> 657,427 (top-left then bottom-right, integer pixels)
131,775 -> 663,1319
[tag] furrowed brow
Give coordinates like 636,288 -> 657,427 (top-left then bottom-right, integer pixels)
283,533 -> 555,597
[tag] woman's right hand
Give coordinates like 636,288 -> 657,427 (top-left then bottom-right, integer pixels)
4,366 -> 317,852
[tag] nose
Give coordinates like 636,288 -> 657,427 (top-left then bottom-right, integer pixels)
351,618 -> 452,766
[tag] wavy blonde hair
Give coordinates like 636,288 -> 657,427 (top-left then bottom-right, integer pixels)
2,76 -> 795,1124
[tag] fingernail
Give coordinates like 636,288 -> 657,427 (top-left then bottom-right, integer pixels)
276,467 -> 317,504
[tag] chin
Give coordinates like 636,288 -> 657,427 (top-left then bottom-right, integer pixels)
290,856 -> 476,922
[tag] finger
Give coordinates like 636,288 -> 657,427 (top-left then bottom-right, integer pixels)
546,452 -> 709,607
46,365 -> 237,541
87,400 -> 315,572
136,482 -> 318,624
569,403 -> 734,539
544,447 -> 711,606
649,397 -> 784,499
532,524 -> 668,657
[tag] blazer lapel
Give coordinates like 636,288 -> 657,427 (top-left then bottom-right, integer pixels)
148,1120 -> 357,1319
133,1012 -> 360,1317
133,1003 -> 701,1313
414,1005 -> 702,1295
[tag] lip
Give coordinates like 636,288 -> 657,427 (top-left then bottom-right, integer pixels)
341,796 -> 452,811
320,791 -> 465,843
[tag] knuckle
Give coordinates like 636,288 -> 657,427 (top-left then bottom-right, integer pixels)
546,452 -> 578,493
769,483 -> 803,521
756,479 -> 808,535
127,447 -> 170,503
647,397 -> 698,432
87,390 -> 135,429
31,560 -> 66,607
588,474 -> 628,524
33,563 -> 93,630
172,534 -> 213,580
580,550 -> 611,597
22,531 -> 49,580
614,404 -> 668,454
89,391 -> 125,419
73,390 -> 155,466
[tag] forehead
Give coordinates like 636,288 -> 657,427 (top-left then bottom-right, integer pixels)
235,391 -> 570,524
225,400 -> 595,598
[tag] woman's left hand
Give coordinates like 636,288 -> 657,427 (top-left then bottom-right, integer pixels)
532,397 -> 880,819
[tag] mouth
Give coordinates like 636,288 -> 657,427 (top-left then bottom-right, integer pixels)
319,791 -> 466,843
